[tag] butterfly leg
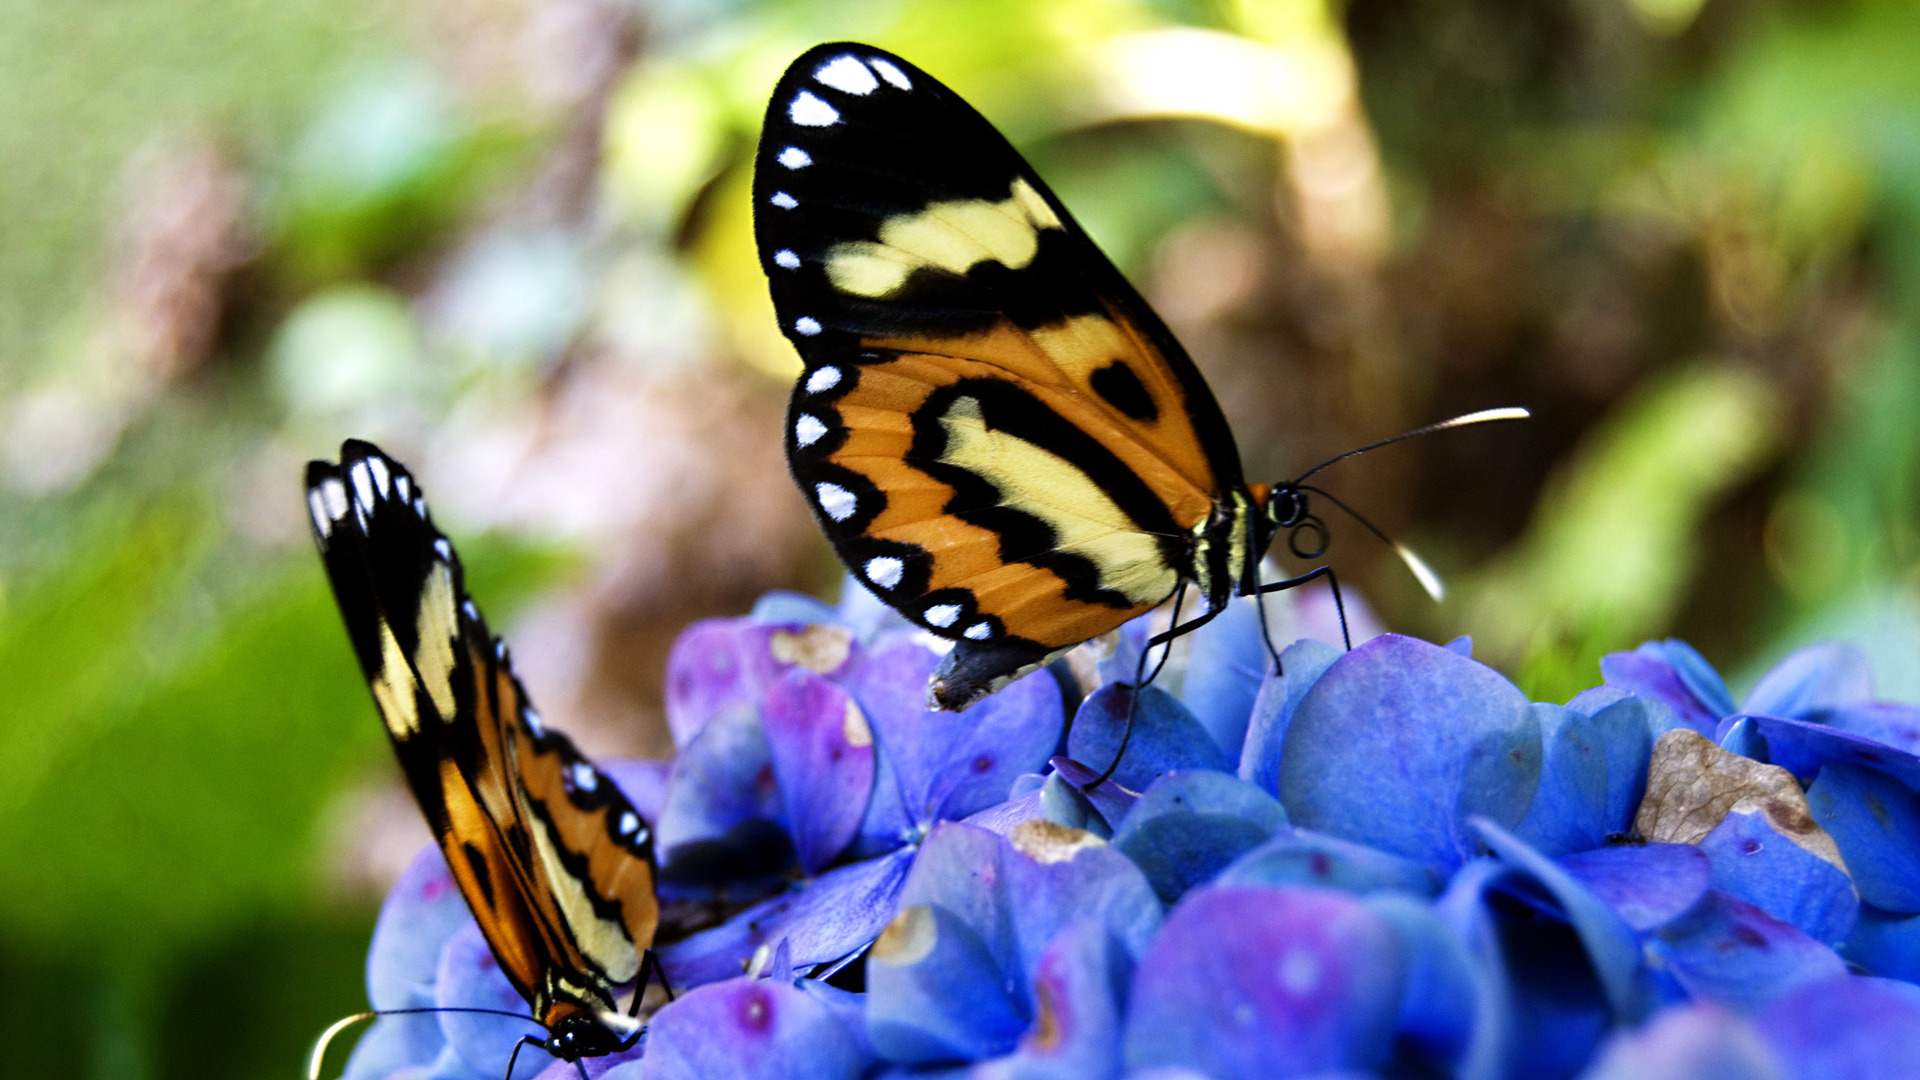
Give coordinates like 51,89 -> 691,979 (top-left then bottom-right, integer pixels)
635,948 -> 677,1008
1086,588 -> 1232,790
501,1034 -> 544,1080
1254,566 -> 1350,651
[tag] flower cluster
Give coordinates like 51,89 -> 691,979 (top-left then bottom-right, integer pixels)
339,582 -> 1920,1080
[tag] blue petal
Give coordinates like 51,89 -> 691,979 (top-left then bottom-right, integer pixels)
1578,1003 -> 1779,1080
1124,885 -> 1405,1079
749,590 -> 847,628
1238,639 -> 1341,798
1050,755 -> 1140,829
1067,684 -> 1231,792
1036,772 -> 1109,838
835,572 -> 914,638
1557,844 -> 1711,932
1511,700 -> 1652,857
654,703 -> 793,887
963,788 -> 1049,837
1217,828 -> 1440,897
1696,807 -> 1859,943
1177,598 -> 1270,759
866,902 -> 1029,1065
528,1044 -> 644,1080
1649,890 -> 1848,1010
663,620 -> 786,749
642,975 -> 871,1080
1444,636 -> 1473,657
365,846 -> 474,1067
1754,974 -> 1920,1078
1716,717 -> 1769,762
971,919 -> 1131,1080
1743,641 -> 1874,718
1737,712 -> 1920,788
659,848 -> 914,987
433,923 -> 550,1079
1840,905 -> 1920,981
1362,894 -> 1480,1077
1279,635 -> 1538,872
1599,641 -> 1730,735
1111,771 -> 1289,903
763,671 -> 875,875
342,1014 -> 443,1080
1818,701 -> 1920,756
1806,763 -> 1920,915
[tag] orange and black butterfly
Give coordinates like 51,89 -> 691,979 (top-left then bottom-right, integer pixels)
306,440 -> 665,1067
755,43 -> 1521,711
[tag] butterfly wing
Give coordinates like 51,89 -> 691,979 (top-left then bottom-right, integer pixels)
306,441 -> 659,1029
755,43 -> 1246,708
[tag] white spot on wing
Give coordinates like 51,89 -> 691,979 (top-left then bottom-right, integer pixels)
618,811 -> 639,835
395,474 -> 411,502
774,249 -> 801,270
778,146 -> 812,169
366,455 -> 392,499
413,496 -> 428,517
525,708 -> 545,737
349,462 -> 377,511
815,55 -> 878,95
964,621 -> 994,640
924,604 -> 961,628
771,191 -> 798,209
570,762 -> 598,791
794,413 -> 828,447
318,477 -> 349,522
795,316 -> 822,336
462,600 -> 480,621
307,488 -> 333,538
806,366 -> 841,393
433,538 -> 452,561
816,482 -> 856,522
869,58 -> 912,90
789,90 -> 840,126
864,556 -> 903,590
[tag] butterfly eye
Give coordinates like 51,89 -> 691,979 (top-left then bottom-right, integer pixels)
1268,487 -> 1309,529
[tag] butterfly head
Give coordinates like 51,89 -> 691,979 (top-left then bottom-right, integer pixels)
545,1009 -> 639,1060
1247,482 -> 1328,566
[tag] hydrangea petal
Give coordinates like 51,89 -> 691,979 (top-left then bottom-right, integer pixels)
1810,763 -> 1920,914
964,787 -> 1048,837
1578,1002 -> 1778,1080
1002,821 -> 1165,974
1218,828 -> 1440,897
1599,641 -> 1731,735
1067,684 -> 1230,792
659,847 -> 914,987
1111,771 -> 1289,903
641,975 -> 870,1080
1716,716 -> 1769,762
1049,755 -> 1139,828
1840,905 -> 1920,981
1279,635 -> 1538,871
655,703 -> 793,886
1124,885 -> 1405,1079
1036,771 -> 1108,838
1754,974 -> 1920,1079
1818,701 -> 1920,755
341,1014 -> 440,1080
434,923 -> 552,1079
1649,891 -> 1848,1010
749,590 -> 846,628
1178,598 -> 1269,758
1238,639 -> 1341,798
1557,844 -> 1711,931
1742,641 -> 1873,718
1697,807 -> 1859,942
664,620 -> 781,749
972,919 -> 1131,1080
1512,699 -> 1651,857
364,846 -> 474,1067
1362,894 -> 1480,1077
600,759 -> 672,826
866,903 -> 1029,1065
530,1043 -> 644,1080
763,671 -> 876,874
1738,713 -> 1920,788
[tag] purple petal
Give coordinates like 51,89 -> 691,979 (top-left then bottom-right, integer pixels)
658,848 -> 914,987
763,671 -> 876,875
1050,756 -> 1139,829
963,787 -> 1049,837
365,846 -> 473,1066
1557,844 -> 1711,932
1696,807 -> 1858,942
1178,599 -> 1270,759
1600,640 -> 1731,735
600,759 -> 672,826
664,619 -> 779,749
1111,770 -> 1289,903
1279,635 -> 1538,871
1743,641 -> 1874,718
434,923 -> 550,1079
1512,699 -> 1652,857
866,903 -> 1029,1064
1755,974 -> 1920,1078
655,704 -> 792,886
1578,1002 -> 1778,1080
1841,905 -> 1920,981
1124,885 -> 1403,1079
1218,828 -> 1440,897
1650,890 -> 1848,1010
973,919 -> 1131,1080
1738,712 -> 1920,788
1237,639 -> 1341,798
642,976 -> 871,1080
529,1044 -> 644,1080
1067,684 -> 1231,793
1818,701 -> 1920,756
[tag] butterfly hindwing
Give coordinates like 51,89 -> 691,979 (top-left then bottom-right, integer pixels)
307,442 -> 657,1035
755,44 -> 1246,706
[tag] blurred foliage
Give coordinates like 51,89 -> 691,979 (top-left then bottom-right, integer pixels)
4,0 -> 1920,1076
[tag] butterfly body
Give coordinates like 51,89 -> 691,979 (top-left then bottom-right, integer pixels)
758,44 -> 1297,709
307,440 -> 660,1061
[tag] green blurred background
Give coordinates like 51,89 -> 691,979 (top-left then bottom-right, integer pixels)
3,0 -> 1917,1075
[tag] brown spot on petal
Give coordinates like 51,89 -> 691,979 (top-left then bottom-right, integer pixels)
872,904 -> 937,966
1635,729 -> 1849,871
1025,978 -> 1062,1052
770,625 -> 853,673
1010,819 -> 1106,864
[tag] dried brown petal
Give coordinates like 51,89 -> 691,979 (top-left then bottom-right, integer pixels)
1635,729 -> 1847,870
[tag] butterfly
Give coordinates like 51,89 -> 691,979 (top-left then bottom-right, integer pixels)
754,43 -> 1522,711
305,440 -> 666,1070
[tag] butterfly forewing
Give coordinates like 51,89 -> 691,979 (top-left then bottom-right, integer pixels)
306,441 -> 658,1031
756,44 -> 1247,705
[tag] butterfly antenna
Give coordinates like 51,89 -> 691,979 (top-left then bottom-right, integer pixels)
1295,484 -> 1446,602
1291,407 -> 1530,485
308,1007 -> 544,1080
